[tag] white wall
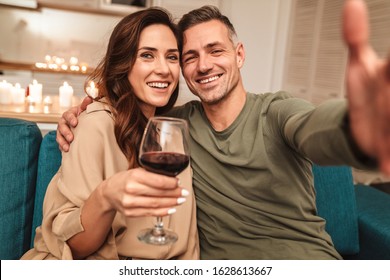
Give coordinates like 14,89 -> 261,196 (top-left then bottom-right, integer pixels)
0,6 -> 120,67
225,0 -> 292,93
0,6 -> 122,96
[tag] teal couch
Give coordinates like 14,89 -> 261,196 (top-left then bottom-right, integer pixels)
313,165 -> 390,259
1,117 -> 390,259
0,118 -> 61,260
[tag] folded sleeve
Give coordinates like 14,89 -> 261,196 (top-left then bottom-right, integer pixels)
51,111 -> 111,241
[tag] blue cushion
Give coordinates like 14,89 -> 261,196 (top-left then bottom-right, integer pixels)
355,184 -> 390,259
30,130 -> 62,247
312,165 -> 359,256
0,118 -> 42,259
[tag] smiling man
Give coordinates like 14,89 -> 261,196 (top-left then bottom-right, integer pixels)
162,2 -> 389,259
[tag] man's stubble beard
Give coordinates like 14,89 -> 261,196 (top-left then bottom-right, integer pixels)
190,78 -> 236,106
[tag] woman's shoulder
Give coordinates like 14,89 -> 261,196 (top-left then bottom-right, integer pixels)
78,100 -> 114,129
72,100 -> 115,144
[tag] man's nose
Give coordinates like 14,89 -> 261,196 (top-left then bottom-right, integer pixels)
197,55 -> 212,73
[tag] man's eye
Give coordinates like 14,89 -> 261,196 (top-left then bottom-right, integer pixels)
211,49 -> 223,55
183,56 -> 196,63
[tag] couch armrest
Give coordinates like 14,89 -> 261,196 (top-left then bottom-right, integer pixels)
0,118 -> 42,259
355,184 -> 390,259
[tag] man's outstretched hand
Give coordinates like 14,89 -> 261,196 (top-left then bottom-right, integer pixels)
56,96 -> 93,152
343,0 -> 390,174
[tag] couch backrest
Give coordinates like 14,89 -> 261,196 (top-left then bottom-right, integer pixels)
354,184 -> 390,259
30,130 -> 62,247
0,118 -> 42,260
312,164 -> 359,256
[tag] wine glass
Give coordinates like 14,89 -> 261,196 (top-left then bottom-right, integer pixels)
138,116 -> 190,245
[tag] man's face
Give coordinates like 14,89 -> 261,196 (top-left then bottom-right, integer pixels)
181,20 -> 244,105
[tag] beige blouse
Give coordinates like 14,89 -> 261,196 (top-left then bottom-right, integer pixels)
22,101 -> 199,260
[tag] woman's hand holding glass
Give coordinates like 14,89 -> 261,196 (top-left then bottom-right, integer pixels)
100,167 -> 188,218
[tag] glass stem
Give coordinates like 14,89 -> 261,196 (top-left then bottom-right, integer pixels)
154,216 -> 165,236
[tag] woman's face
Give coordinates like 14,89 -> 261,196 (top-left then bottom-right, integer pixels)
128,24 -> 180,118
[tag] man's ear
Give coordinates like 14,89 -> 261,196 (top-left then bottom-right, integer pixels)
236,42 -> 245,68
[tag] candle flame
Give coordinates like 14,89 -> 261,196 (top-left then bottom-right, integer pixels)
44,96 -> 51,102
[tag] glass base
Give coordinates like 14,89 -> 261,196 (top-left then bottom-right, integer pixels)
137,227 -> 178,245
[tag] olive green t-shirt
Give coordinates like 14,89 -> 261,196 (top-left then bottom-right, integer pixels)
168,92 -> 367,260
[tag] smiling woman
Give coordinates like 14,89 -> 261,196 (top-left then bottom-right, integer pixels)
129,24 -> 180,118
21,7 -> 199,260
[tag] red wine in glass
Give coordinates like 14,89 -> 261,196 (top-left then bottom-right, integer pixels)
138,116 -> 190,245
140,152 -> 189,177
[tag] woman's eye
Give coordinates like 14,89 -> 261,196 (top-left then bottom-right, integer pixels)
168,55 -> 179,61
141,53 -> 153,59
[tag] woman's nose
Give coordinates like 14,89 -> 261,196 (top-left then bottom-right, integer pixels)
155,58 -> 170,75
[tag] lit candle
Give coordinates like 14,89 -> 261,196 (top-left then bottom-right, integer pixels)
70,65 -> 80,72
59,81 -> 74,107
35,62 -> 47,69
44,55 -> 51,63
43,95 -> 53,106
69,56 -> 78,65
29,79 -> 43,103
0,80 -> 13,105
86,81 -> 98,98
11,83 -> 25,104
80,63 -> 88,73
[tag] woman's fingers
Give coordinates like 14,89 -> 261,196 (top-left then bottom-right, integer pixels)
124,168 -> 189,197
118,195 -> 187,217
104,168 -> 190,217
122,207 -> 179,217
122,195 -> 187,209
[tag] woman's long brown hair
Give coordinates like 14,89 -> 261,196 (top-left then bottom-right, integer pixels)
85,8 -> 179,167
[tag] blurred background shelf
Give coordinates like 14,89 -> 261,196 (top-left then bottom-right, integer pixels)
0,60 -> 93,76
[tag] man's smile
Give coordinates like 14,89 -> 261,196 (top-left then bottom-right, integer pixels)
197,74 -> 223,84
